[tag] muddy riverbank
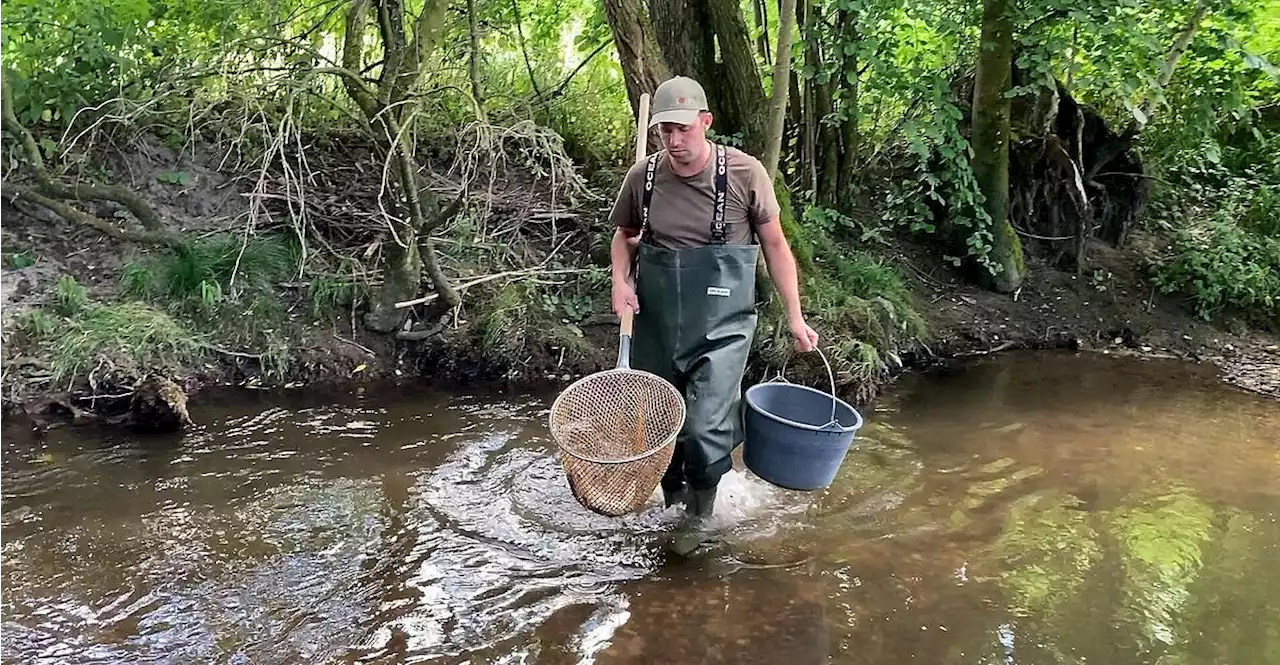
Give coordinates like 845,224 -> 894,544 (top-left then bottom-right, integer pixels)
4,202 -> 1277,434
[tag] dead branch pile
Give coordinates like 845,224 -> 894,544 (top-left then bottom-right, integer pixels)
236,118 -> 607,280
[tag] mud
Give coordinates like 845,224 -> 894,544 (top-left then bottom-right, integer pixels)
897,237 -> 1280,400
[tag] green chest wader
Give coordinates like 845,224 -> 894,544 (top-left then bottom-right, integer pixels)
630,145 -> 759,513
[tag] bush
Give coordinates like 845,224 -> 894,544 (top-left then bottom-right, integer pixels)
1144,147 -> 1280,329
756,182 -> 929,394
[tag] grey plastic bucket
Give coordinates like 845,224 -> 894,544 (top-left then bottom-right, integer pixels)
743,348 -> 864,491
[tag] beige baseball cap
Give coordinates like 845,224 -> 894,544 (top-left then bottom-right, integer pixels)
648,76 -> 709,127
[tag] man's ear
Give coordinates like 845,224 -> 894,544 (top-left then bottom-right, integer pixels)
701,111 -> 714,129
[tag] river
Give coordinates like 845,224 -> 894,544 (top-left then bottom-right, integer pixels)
2,351 -> 1278,664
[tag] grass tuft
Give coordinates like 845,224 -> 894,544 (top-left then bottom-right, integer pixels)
478,281 -> 535,364
123,232 -> 298,306
22,301 -> 210,386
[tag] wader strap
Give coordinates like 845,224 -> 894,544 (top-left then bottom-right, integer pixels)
638,144 -> 729,244
710,144 -> 728,244
639,152 -> 659,242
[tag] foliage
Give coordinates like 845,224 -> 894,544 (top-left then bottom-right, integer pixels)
1121,0 -> 1280,327
1144,140 -> 1280,328
0,0 -> 265,127
114,233 -> 317,376
1,0 -> 1277,395
757,183 -> 929,392
794,0 -> 1000,273
122,233 -> 297,305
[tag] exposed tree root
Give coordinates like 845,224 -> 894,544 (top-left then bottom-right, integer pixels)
953,72 -> 1149,275
3,187 -> 183,249
1,77 -> 182,248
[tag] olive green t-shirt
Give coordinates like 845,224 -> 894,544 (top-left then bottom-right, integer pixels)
608,143 -> 780,249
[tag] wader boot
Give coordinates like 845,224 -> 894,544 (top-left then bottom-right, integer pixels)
629,145 -> 758,553
663,485 -> 691,509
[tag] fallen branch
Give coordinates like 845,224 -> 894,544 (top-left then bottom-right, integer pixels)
212,346 -> 265,360
394,267 -> 603,309
334,333 -> 376,356
4,187 -> 184,248
1,76 -> 177,245
957,340 -> 1016,357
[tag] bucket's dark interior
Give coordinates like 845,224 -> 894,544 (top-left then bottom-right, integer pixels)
749,384 -> 859,429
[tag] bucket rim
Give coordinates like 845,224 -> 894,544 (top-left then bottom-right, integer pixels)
744,381 -> 864,433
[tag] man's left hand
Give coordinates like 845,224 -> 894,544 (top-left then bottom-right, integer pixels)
790,319 -> 819,352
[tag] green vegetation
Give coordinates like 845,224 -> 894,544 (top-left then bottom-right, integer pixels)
1145,151 -> 1280,328
17,277 -> 210,386
755,184 -> 928,390
0,0 -> 1276,398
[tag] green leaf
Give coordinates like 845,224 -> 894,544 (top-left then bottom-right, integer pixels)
156,171 -> 192,186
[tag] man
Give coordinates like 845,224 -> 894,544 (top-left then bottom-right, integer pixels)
608,75 -> 818,523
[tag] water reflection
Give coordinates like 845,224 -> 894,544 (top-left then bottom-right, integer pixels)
3,352 -> 1279,664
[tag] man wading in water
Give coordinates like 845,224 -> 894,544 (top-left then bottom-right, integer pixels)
609,76 -> 818,549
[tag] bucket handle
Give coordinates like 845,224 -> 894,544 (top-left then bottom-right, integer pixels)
773,346 -> 840,430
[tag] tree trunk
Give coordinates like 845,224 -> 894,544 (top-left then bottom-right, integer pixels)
797,0 -> 818,196
754,0 -> 771,64
971,0 -> 1024,293
785,70 -> 804,184
339,0 -> 461,333
603,0 -> 673,126
815,78 -> 839,207
834,9 -> 859,206
705,0 -> 769,154
761,0 -> 797,179
805,5 -> 838,207
649,0 -> 767,153
466,0 -> 486,122
649,0 -> 716,81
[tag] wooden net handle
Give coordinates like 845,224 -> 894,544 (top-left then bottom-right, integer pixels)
619,92 -> 649,340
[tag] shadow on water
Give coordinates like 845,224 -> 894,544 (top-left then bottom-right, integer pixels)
3,351 -> 1279,664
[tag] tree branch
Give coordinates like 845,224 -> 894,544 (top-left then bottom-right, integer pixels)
377,0 -> 408,105
5,187 -> 183,248
537,40 -> 612,103
763,0 -> 798,179
342,0 -> 380,118
466,0 -> 487,121
0,66 -> 170,235
1124,0 -> 1208,138
404,0 -> 451,90
509,0 -> 546,106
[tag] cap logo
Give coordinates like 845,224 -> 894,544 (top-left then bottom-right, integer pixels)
677,96 -> 687,104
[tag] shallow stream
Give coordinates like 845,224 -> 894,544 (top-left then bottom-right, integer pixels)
3,352 -> 1278,664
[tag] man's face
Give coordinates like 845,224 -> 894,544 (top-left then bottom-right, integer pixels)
657,112 -> 712,165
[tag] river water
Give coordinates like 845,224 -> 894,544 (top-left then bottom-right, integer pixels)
3,352 -> 1279,664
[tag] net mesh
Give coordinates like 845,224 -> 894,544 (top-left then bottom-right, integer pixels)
548,368 -> 686,517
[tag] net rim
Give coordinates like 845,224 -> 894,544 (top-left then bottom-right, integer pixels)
548,367 -> 686,466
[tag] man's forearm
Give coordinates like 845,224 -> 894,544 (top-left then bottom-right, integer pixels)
611,227 -> 638,285
761,241 -> 804,324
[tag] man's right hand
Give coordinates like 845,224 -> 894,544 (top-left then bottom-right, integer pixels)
612,279 -> 640,316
